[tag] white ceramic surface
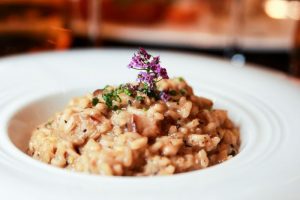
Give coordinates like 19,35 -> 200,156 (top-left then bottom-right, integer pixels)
0,49 -> 299,200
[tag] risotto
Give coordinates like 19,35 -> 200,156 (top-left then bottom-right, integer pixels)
28,49 -> 240,176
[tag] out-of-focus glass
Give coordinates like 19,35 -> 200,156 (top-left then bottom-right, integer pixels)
291,20 -> 300,77
225,0 -> 245,65
0,0 -> 71,56
68,0 -> 101,46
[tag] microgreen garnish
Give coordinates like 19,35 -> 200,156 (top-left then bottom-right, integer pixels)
92,97 -> 99,106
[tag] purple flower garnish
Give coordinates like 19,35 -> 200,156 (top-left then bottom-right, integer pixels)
139,48 -> 151,60
128,48 -> 170,101
137,72 -> 155,88
128,48 -> 153,69
129,48 -> 168,82
149,56 -> 160,68
154,67 -> 169,79
128,54 -> 147,69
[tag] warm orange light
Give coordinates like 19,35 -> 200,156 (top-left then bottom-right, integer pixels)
287,1 -> 300,20
264,0 -> 288,19
264,0 -> 300,20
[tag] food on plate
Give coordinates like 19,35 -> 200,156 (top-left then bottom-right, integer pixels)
28,48 -> 240,176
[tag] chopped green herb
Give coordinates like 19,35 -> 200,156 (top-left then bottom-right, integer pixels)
139,83 -> 148,94
116,87 -> 123,95
169,90 -> 177,96
136,96 -> 145,102
113,105 -> 119,111
179,89 -> 187,95
92,97 -> 99,106
115,93 -> 122,102
178,77 -> 185,82
124,88 -> 132,96
102,93 -> 114,108
102,87 -> 124,109
147,89 -> 160,100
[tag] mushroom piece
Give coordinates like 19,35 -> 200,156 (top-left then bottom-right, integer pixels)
133,114 -> 160,137
92,89 -> 103,96
125,115 -> 137,133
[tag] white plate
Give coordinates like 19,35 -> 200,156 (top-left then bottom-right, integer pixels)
0,49 -> 299,200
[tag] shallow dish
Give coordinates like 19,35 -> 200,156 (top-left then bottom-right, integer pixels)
0,49 -> 299,200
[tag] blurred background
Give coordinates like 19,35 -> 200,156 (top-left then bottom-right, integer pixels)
0,0 -> 300,77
